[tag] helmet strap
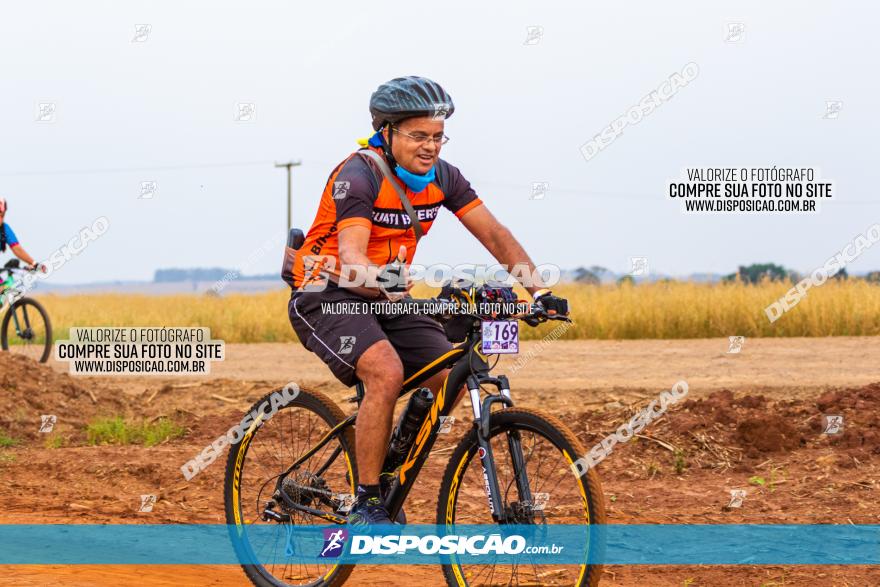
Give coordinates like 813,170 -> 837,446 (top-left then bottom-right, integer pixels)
381,124 -> 398,168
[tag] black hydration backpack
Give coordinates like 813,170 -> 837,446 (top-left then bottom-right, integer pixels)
0,224 -> 6,253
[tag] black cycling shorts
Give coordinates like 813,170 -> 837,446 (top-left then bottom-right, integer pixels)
288,287 -> 452,387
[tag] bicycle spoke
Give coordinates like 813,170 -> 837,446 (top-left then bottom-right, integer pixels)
21,304 -> 32,330
3,300 -> 50,363
448,420 -> 595,586
230,393 -> 354,586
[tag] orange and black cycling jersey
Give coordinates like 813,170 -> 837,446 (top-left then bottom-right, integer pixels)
284,146 -> 483,290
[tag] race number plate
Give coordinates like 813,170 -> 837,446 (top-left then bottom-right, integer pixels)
481,320 -> 519,354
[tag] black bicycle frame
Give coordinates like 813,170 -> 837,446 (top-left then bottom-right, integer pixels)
278,328 -> 533,525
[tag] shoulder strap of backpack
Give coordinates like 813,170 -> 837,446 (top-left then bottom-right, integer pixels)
357,149 -> 424,242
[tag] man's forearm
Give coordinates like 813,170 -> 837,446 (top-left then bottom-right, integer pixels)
13,246 -> 35,266
483,226 -> 548,296
338,250 -> 384,297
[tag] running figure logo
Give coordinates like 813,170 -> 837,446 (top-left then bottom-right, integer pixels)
823,100 -> 843,120
139,181 -> 158,200
338,336 -> 356,355
523,26 -> 544,45
139,494 -> 157,513
725,23 -> 745,43
530,182 -> 549,200
333,181 -> 350,199
726,489 -> 746,509
39,415 -> 57,433
432,103 -> 451,121
319,528 -> 349,558
727,336 -> 745,354
630,256 -> 649,277
822,415 -> 844,435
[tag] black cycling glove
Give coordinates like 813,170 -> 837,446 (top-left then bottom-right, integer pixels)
535,291 -> 569,316
377,263 -> 407,294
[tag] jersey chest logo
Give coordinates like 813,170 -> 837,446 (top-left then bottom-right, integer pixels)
371,204 -> 441,229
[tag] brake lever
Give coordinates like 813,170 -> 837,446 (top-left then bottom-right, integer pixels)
525,307 -> 572,324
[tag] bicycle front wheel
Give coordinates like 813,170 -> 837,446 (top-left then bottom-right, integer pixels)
437,407 -> 606,587
1,297 -> 52,363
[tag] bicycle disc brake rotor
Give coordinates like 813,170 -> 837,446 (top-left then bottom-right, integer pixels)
508,500 -> 547,524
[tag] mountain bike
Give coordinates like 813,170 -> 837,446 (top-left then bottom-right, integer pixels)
224,283 -> 606,587
0,259 -> 52,363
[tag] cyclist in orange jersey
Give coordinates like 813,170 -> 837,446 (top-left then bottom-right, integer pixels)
285,77 -> 569,525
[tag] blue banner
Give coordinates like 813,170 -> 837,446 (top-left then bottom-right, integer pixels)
0,524 -> 877,565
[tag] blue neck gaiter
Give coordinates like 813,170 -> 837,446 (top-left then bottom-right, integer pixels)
394,164 -> 435,193
367,131 -> 436,193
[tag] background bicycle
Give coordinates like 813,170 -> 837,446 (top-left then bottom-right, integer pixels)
0,259 -> 53,363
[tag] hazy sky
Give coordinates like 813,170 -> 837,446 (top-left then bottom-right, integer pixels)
1,1 -> 878,284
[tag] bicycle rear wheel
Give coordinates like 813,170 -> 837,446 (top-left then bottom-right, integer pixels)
1,297 -> 52,363
224,387 -> 357,587
437,408 -> 606,587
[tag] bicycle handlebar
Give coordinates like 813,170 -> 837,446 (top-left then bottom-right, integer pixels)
1,266 -> 39,275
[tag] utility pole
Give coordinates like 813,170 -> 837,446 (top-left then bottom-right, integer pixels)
275,160 -> 302,233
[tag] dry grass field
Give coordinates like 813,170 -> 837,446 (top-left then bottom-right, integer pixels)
35,280 -> 880,343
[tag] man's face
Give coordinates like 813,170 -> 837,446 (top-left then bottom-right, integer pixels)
385,117 -> 445,175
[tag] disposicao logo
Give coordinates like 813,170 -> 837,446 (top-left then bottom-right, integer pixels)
350,534 -> 526,555
319,528 -> 349,558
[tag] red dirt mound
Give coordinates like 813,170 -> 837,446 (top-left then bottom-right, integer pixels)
734,416 -> 800,454
568,381 -> 880,466
0,354 -> 125,442
813,382 -> 880,452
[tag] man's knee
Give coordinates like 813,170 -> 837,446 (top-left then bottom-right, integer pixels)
356,341 -> 403,400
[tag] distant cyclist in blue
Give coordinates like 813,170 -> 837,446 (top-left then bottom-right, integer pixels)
0,198 -> 42,271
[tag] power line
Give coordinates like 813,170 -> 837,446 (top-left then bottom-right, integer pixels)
5,161 -> 877,206
0,160 -> 276,177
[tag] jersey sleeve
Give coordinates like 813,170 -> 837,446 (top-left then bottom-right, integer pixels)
333,154 -> 380,231
437,159 -> 483,219
3,224 -> 19,247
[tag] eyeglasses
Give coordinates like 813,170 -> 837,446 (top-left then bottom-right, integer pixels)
391,127 -> 450,146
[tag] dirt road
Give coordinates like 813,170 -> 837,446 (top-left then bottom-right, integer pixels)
45,336 -> 880,407
2,337 -> 879,585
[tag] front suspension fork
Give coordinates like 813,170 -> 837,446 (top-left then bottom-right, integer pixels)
11,303 -> 30,337
467,375 -> 534,523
